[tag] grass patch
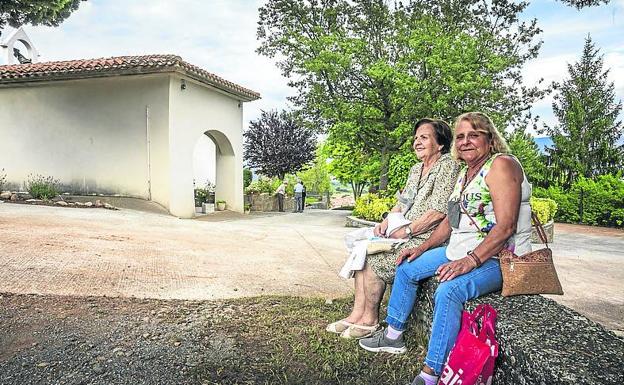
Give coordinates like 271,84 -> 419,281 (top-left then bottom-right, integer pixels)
191,295 -> 428,385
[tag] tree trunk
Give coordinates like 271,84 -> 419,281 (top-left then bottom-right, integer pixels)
351,181 -> 366,202
378,150 -> 390,191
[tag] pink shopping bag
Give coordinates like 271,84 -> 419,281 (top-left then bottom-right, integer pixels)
438,304 -> 498,385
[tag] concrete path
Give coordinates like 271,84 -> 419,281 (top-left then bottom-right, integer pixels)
0,203 -> 353,301
0,203 -> 622,334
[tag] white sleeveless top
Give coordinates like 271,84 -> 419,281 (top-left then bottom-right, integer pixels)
446,154 -> 532,261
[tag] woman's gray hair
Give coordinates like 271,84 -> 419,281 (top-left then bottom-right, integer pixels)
451,112 -> 510,160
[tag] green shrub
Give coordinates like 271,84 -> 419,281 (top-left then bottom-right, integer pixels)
352,193 -> 395,222
530,197 -> 557,224
574,175 -> 624,227
245,177 -> 277,194
533,174 -> 624,228
305,196 -> 320,205
28,174 -> 60,200
245,176 -> 297,195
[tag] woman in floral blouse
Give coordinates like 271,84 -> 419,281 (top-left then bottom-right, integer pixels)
326,118 -> 461,339
359,112 -> 532,385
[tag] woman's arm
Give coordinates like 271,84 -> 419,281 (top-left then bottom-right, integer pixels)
374,164 -> 421,236
373,204 -> 402,236
387,209 -> 445,239
390,157 -> 460,240
437,156 -> 523,282
396,216 -> 452,264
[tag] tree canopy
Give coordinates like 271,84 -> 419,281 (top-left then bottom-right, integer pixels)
0,0 -> 84,30
257,0 -> 546,191
296,145 -> 333,195
322,139 -> 380,200
507,129 -> 547,188
544,36 -> 623,188
244,110 -> 317,180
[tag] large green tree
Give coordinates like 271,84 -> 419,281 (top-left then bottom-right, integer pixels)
0,0 -> 84,30
257,0 -> 546,190
544,36 -> 623,188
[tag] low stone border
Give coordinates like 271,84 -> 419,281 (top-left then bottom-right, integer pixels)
0,191 -> 118,210
531,220 -> 555,243
345,215 -> 377,228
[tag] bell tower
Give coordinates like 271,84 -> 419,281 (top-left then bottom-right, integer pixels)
0,26 -> 40,65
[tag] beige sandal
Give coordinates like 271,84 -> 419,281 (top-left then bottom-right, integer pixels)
340,324 -> 379,339
326,319 -> 353,334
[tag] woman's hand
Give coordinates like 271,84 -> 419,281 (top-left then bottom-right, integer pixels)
387,225 -> 410,240
396,246 -> 424,265
435,257 -> 476,282
374,220 -> 388,237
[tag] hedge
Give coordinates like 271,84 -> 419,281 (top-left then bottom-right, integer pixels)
534,174 -> 624,228
352,193 -> 395,222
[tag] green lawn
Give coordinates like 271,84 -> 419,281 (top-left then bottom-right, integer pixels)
191,296 -> 428,385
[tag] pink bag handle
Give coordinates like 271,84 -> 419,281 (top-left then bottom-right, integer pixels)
466,304 -> 497,341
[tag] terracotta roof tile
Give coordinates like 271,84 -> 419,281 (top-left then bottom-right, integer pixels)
0,54 -> 260,101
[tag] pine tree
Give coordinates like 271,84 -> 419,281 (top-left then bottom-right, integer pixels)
508,129 -> 547,187
545,36 -> 623,188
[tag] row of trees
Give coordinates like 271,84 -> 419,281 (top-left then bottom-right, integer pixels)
247,0 -> 621,203
256,0 -> 547,191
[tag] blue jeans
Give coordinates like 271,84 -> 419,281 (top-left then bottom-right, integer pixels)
385,246 -> 502,374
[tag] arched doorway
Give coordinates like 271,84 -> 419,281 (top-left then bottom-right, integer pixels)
191,129 -> 236,216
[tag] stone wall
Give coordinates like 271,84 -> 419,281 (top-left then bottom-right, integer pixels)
247,193 -> 331,212
412,278 -> 624,384
247,193 -> 295,212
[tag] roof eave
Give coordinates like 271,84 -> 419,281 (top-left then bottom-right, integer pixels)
0,66 -> 261,101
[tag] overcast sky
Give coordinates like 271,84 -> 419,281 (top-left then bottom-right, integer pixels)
12,0 -> 624,136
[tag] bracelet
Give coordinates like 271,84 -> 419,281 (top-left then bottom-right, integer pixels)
467,250 -> 482,268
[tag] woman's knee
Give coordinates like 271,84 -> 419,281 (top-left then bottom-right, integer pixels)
434,281 -> 462,305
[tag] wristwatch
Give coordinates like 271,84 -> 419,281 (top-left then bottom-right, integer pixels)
404,226 -> 412,237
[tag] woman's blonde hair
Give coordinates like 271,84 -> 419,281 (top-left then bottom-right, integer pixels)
451,112 -> 510,160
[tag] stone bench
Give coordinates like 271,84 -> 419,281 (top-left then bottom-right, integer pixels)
411,278 -> 624,384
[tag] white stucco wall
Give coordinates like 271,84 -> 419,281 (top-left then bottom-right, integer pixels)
168,74 -> 244,218
192,135 -> 216,188
0,75 -> 171,208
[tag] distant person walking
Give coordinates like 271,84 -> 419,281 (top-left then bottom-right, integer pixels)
294,180 -> 304,213
301,183 -> 307,212
275,181 -> 287,212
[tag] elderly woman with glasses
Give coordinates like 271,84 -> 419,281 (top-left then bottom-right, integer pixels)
359,112 -> 533,385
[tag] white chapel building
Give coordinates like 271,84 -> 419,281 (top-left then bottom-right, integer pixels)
0,27 -> 260,218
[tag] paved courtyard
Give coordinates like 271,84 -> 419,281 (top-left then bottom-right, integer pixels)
0,202 -> 622,333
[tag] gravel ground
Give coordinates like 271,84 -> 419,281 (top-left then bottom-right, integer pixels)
0,292 -> 239,385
